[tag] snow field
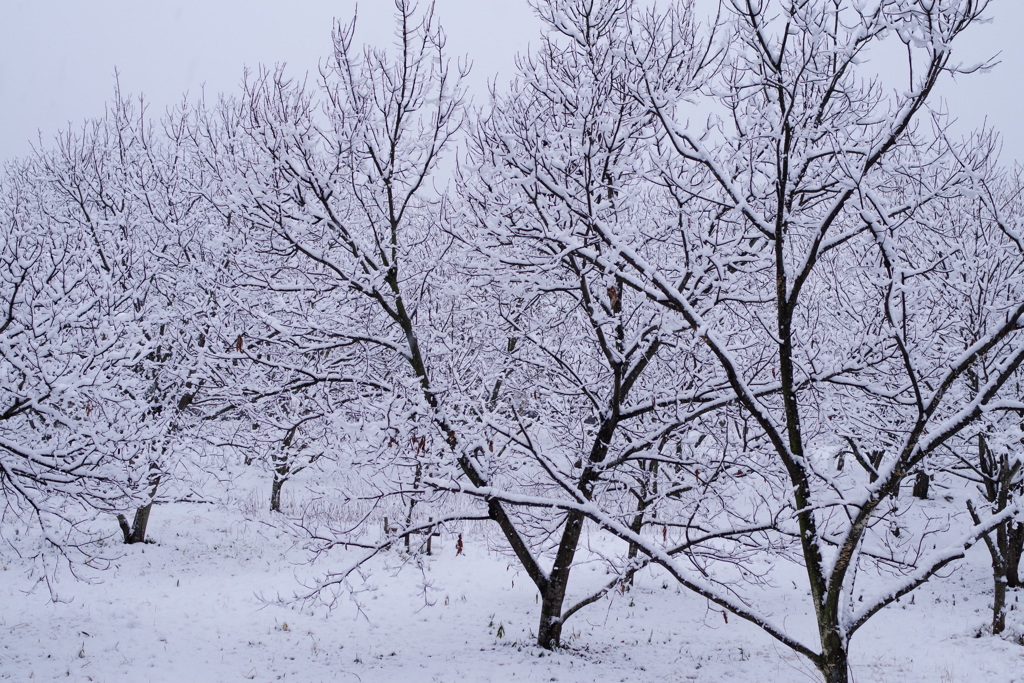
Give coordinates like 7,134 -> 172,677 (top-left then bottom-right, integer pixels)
3,497 -> 1024,682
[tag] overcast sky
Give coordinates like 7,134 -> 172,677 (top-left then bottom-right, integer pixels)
2,0 -> 1022,163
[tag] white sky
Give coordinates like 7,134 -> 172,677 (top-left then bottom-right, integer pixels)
1,0 -> 1022,163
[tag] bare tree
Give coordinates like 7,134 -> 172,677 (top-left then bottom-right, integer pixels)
0,141 -> 146,576
947,165 -> 1024,635
457,0 -> 781,647
28,88 -> 226,545
200,0 -> 743,649
203,0 -> 522,559
462,1 -> 1024,681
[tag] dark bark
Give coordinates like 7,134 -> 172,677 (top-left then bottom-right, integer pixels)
117,502 -> 155,544
912,471 -> 930,499
626,508 -> 645,579
816,647 -> 850,683
270,444 -> 291,513
118,466 -> 161,544
1006,521 -> 1024,588
270,473 -> 286,513
626,459 -> 658,584
537,510 -> 586,648
973,434 -> 1023,628
403,462 -> 423,551
968,498 -> 1011,634
993,570 -> 1008,635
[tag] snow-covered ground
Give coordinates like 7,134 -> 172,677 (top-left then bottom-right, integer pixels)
3,495 -> 1024,683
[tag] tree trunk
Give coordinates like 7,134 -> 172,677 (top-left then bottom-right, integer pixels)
270,474 -> 286,513
626,510 -> 644,564
992,517 -> 1010,635
269,446 -> 291,513
537,510 -> 586,649
117,502 -> 155,544
626,459 -> 657,585
626,504 -> 648,587
118,466 -> 161,544
1006,521 -> 1024,588
993,569 -> 1008,635
817,638 -> 850,683
968,498 -> 1012,635
911,471 -> 930,499
404,462 -> 423,551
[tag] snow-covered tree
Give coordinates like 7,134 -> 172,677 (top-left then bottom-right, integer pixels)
202,0 -> 498,541
18,88 -> 228,546
943,162 -> 1024,635
0,137 -> 146,574
456,0 -> 784,647
201,0 -> 740,649
9,0 -> 1024,678
462,0 -> 1023,680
